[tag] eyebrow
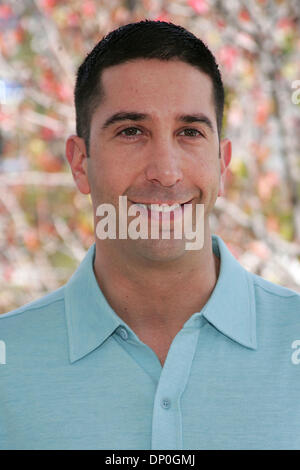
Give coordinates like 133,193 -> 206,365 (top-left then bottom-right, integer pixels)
101,111 -> 214,132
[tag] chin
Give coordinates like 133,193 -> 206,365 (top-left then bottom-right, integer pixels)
130,238 -> 189,263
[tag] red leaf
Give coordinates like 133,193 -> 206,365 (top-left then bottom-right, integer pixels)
188,0 -> 209,14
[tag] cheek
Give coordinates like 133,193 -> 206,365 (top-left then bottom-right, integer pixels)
88,155 -> 132,203
185,139 -> 219,169
190,157 -> 220,185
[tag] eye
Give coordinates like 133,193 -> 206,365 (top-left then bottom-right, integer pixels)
179,128 -> 204,138
117,127 -> 143,139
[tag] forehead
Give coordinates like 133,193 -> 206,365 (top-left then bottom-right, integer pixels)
97,59 -> 215,119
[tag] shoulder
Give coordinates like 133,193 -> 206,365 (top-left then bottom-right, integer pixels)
250,272 -> 300,298
0,286 -> 68,372
247,271 -> 300,319
0,286 -> 65,323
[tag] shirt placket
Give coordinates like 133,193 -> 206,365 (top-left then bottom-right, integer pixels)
151,322 -> 202,450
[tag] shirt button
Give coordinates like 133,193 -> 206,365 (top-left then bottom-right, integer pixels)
118,327 -> 128,340
161,398 -> 171,409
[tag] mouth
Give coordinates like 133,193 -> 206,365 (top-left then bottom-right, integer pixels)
130,199 -> 193,213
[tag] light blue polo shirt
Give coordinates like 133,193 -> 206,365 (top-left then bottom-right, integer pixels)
1,234 -> 300,450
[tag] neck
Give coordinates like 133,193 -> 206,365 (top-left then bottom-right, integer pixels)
92,229 -> 220,334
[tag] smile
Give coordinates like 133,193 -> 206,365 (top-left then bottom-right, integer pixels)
131,200 -> 193,213
135,203 -> 181,213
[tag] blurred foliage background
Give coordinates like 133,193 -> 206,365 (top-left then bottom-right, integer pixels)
0,0 -> 300,313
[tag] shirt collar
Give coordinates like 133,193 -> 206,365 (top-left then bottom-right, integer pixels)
64,234 -> 257,363
199,235 -> 257,351
64,243 -> 126,363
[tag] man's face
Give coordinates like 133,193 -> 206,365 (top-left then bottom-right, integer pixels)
67,58 -> 231,262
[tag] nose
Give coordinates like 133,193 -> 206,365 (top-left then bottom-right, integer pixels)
144,136 -> 183,187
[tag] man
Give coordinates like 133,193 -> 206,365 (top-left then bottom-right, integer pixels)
1,20 -> 300,450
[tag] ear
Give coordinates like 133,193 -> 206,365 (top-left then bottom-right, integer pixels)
65,135 -> 90,195
218,138 -> 232,197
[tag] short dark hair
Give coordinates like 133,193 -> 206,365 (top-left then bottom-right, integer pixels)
75,20 -> 224,156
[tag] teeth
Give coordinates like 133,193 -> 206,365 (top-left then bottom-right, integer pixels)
135,203 -> 182,213
135,203 -> 148,211
147,203 -> 181,213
